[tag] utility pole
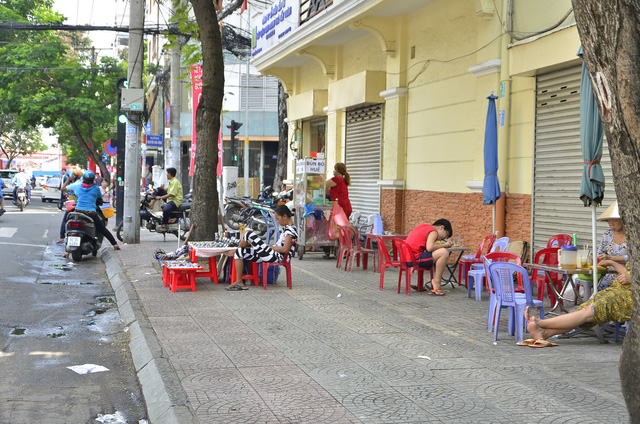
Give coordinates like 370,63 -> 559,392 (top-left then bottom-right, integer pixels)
170,35 -> 182,182
123,0 -> 144,244
243,5 -> 251,196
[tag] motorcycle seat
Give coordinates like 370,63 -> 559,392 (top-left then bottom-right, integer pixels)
177,203 -> 191,212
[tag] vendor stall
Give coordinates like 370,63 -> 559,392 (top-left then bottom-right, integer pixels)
294,157 -> 337,260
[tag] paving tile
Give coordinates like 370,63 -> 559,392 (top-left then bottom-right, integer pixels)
116,232 -> 629,423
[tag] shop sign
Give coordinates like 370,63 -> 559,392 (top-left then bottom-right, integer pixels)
297,158 -> 325,174
252,0 -> 299,58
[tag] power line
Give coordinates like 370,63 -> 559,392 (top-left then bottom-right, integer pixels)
0,22 -> 186,35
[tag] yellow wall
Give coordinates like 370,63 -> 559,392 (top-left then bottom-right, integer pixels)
341,34 -> 387,78
274,0 -> 581,197
506,76 -> 535,194
510,0 -> 574,35
404,0 -> 483,193
298,60 -> 328,93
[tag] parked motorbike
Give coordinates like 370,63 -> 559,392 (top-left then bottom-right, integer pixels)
65,210 -> 104,262
115,191 -> 191,242
13,187 -> 29,212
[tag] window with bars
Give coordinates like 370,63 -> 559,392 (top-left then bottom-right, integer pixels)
300,0 -> 333,25
240,75 -> 279,112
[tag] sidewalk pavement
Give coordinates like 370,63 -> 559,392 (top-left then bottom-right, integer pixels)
103,232 -> 629,424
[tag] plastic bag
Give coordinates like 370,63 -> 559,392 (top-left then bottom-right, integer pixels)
328,202 -> 349,240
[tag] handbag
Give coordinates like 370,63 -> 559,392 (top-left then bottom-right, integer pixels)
328,201 -> 349,240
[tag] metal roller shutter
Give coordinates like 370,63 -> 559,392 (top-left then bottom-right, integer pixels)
533,65 -> 615,252
345,105 -> 383,216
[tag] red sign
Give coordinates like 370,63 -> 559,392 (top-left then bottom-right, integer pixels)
190,65 -> 203,177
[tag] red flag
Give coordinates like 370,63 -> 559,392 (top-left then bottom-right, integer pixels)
241,0 -> 247,14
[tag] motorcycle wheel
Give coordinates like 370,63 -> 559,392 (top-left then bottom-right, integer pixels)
18,200 -> 23,212
223,205 -> 242,230
297,245 -> 304,260
71,249 -> 82,262
115,221 -> 124,242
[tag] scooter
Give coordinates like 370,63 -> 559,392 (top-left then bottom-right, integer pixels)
115,191 -> 191,241
65,209 -> 104,262
13,187 -> 29,212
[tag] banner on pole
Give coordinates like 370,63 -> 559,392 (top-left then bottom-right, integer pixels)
190,65 -> 203,177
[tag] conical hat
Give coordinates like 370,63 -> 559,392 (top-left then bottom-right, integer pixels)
597,201 -> 620,221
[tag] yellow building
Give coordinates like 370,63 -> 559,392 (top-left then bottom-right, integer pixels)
252,0 -> 615,251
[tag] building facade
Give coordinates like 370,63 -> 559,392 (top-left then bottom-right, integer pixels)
251,0 -> 615,252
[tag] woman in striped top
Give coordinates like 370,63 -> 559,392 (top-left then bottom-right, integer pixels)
228,205 -> 298,291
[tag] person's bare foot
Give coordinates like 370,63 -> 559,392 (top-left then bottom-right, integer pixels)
525,306 -> 546,340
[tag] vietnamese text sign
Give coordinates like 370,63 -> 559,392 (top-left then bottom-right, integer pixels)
147,135 -> 163,148
252,0 -> 299,58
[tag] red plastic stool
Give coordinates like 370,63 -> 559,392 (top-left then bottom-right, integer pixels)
261,254 -> 292,290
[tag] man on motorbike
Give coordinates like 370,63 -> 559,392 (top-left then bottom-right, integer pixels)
61,170 -> 120,253
154,167 -> 183,232
12,171 -> 31,203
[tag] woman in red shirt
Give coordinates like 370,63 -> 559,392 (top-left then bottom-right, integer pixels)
325,162 -> 352,218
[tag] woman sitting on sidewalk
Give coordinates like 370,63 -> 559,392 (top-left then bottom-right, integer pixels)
525,259 -> 632,342
227,205 -> 298,291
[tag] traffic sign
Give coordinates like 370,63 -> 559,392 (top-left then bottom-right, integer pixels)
104,139 -> 117,156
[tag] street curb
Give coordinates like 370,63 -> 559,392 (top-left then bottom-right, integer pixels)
102,249 -> 198,424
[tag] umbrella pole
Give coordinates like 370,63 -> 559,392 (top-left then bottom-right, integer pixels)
592,205 -> 598,294
492,204 -> 496,234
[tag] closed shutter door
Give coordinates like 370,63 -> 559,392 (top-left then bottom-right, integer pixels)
345,104 -> 382,216
532,66 -> 615,252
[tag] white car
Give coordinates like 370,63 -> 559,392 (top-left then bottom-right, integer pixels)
0,169 -> 18,198
42,177 -> 61,202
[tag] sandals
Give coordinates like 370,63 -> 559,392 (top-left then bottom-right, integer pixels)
430,289 -> 445,296
113,245 -> 121,250
516,339 -> 537,346
225,284 -> 248,291
528,339 -> 558,348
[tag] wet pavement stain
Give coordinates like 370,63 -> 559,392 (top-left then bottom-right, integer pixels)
97,297 -> 115,304
47,332 -> 66,338
10,328 -> 26,335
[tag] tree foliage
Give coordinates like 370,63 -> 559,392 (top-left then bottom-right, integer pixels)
0,114 -> 46,168
0,0 -> 126,181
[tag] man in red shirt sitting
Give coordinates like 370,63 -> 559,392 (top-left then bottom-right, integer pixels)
405,219 -> 453,296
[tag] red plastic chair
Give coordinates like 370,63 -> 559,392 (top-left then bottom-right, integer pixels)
337,226 -> 355,270
459,234 -> 496,285
393,239 -> 433,296
547,234 -> 573,248
374,235 -> 401,290
483,251 -> 524,294
261,253 -> 292,290
343,226 -> 377,272
531,247 -> 562,304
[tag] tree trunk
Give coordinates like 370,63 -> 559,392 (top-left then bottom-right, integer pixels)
189,0 -> 224,241
572,0 -> 640,419
272,82 -> 289,192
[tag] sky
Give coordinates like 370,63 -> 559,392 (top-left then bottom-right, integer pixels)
52,0 -> 126,58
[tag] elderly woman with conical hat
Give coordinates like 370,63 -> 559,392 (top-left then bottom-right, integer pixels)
596,201 -> 628,290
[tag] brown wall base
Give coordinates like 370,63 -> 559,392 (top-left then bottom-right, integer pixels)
380,188 -> 531,251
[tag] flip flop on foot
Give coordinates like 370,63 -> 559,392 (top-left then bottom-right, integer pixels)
225,284 -> 248,291
430,289 -> 445,296
528,339 -> 558,348
516,338 -> 537,346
